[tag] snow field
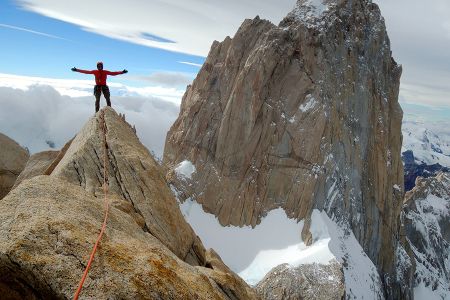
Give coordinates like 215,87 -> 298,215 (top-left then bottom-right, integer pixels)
177,195 -> 383,297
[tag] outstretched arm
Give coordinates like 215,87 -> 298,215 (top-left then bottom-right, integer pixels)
71,67 -> 95,74
105,69 -> 128,76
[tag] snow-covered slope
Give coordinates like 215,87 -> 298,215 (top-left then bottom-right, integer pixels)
403,173 -> 450,299
172,180 -> 384,299
239,210 -> 383,298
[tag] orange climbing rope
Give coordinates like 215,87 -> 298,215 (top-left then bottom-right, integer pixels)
73,110 -> 110,300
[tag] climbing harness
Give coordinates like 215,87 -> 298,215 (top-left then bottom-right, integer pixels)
73,110 -> 110,300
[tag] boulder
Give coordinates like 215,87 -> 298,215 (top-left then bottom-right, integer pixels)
0,133 -> 29,199
256,261 -> 345,300
13,150 -> 59,189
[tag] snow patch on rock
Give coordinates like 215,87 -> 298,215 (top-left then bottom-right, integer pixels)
174,160 -> 196,179
414,282 -> 448,300
294,0 -> 329,18
240,210 -> 383,297
300,94 -> 317,112
239,238 -> 334,286
305,0 -> 329,16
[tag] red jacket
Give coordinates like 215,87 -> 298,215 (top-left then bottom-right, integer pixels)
76,69 -> 124,85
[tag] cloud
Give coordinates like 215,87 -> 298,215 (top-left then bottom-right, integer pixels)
16,0 -> 450,109
0,73 -> 93,97
118,85 -> 185,105
376,0 -> 450,107
0,23 -> 68,40
0,81 -> 180,157
138,71 -> 194,88
0,73 -> 186,104
16,0 -> 296,56
400,82 -> 450,108
178,61 -> 202,68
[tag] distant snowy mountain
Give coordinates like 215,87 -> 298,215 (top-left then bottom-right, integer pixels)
402,121 -> 450,166
402,120 -> 450,190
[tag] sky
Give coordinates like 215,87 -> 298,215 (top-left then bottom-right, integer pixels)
1,0 -> 450,155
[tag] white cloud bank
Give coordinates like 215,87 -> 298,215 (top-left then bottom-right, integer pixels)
16,0 -> 296,57
0,75 -> 181,156
0,73 -> 185,104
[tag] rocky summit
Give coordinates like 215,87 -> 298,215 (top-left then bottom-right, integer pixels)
0,107 -> 256,299
164,0 -> 410,297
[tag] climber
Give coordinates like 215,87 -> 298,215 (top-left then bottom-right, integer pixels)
71,62 -> 128,112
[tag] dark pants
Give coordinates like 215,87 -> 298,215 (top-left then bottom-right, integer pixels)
94,85 -> 111,112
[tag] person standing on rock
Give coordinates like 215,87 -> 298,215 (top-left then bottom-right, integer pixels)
71,62 -> 128,112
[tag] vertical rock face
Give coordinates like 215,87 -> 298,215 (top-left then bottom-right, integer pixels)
402,173 -> 450,298
164,0 -> 407,296
0,133 -> 29,199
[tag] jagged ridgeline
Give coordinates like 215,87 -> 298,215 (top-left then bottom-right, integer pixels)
164,0 -> 411,298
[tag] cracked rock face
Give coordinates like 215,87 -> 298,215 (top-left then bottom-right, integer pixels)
0,108 -> 257,299
51,107 -> 205,265
164,0 -> 408,296
256,261 -> 345,300
0,133 -> 29,199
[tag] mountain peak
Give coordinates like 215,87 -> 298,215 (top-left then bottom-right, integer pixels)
282,0 -> 380,29
290,0 -> 332,21
164,0 -> 407,296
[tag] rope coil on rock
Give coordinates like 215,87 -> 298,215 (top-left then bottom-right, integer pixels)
73,110 -> 110,300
